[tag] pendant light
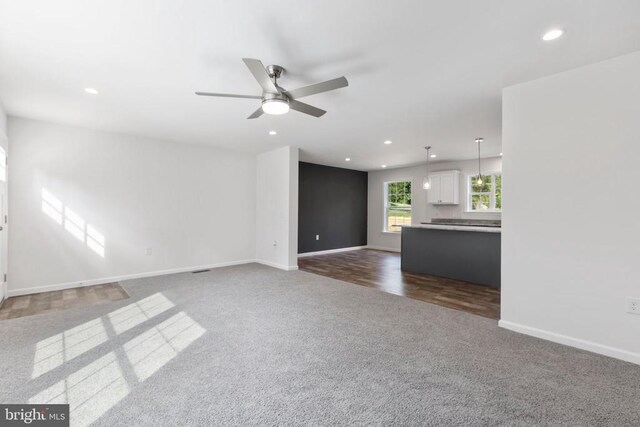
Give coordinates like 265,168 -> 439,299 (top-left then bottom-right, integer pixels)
422,146 -> 432,190
475,138 -> 483,185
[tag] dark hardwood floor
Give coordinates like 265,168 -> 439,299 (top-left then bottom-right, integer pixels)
298,249 -> 500,319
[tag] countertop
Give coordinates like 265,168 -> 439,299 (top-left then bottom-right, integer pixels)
402,224 -> 502,234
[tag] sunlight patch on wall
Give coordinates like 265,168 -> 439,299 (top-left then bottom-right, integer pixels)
42,189 -> 63,224
86,225 -> 105,257
64,207 -> 85,242
41,188 -> 105,257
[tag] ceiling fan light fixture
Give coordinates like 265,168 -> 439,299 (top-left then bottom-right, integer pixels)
262,98 -> 289,115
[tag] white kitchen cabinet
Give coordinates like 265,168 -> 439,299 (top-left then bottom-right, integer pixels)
427,170 -> 460,204
426,174 -> 441,203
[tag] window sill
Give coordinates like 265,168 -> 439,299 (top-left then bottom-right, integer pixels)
381,230 -> 401,234
464,210 -> 502,214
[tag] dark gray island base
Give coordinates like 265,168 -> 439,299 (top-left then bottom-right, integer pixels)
401,225 -> 501,288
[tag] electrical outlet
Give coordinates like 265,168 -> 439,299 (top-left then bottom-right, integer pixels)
316,234 -> 320,241
626,297 -> 640,315
145,247 -> 153,256
273,240 -> 277,247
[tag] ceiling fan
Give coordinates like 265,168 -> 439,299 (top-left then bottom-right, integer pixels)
195,58 -> 348,119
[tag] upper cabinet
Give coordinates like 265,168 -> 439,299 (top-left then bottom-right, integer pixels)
427,170 -> 460,205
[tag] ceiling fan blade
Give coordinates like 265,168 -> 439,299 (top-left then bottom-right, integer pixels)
284,76 -> 348,100
195,92 -> 262,99
247,107 -> 264,119
242,58 -> 279,94
289,100 -> 326,117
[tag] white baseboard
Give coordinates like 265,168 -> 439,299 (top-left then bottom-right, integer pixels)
255,259 -> 299,271
298,246 -> 367,257
366,245 -> 401,253
6,259 -> 255,297
499,320 -> 640,366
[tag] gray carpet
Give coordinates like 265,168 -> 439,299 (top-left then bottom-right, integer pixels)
0,263 -> 638,426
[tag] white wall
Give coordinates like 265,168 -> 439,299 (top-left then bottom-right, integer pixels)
501,51 -> 640,365
368,157 -> 502,251
256,146 -> 299,270
8,118 -> 257,295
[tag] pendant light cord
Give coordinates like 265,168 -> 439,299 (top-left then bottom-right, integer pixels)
425,146 -> 430,175
477,140 -> 481,179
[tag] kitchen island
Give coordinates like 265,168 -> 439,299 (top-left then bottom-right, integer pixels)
401,223 -> 501,288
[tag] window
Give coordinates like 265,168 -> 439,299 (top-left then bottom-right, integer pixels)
384,181 -> 412,232
467,173 -> 502,212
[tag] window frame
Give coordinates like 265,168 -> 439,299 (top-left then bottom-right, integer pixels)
383,179 -> 413,233
466,171 -> 502,213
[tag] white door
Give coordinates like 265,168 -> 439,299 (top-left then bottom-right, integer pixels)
0,137 -> 6,303
427,174 -> 441,204
439,172 -> 455,204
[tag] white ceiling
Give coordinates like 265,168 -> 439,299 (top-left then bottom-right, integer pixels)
1,1 -> 639,171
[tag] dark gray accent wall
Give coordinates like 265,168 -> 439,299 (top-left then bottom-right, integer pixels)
298,162 -> 368,254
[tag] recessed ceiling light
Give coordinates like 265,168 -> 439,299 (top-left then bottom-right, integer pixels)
84,88 -> 99,95
384,140 -> 392,145
500,152 -> 503,156
269,130 -> 277,135
430,154 -> 437,158
345,158 -> 351,162
542,29 -> 564,41
381,165 -> 387,168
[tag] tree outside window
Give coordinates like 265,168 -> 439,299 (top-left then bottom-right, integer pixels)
468,173 -> 502,212
384,181 -> 412,232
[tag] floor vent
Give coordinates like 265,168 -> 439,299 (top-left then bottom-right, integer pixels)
191,269 -> 211,274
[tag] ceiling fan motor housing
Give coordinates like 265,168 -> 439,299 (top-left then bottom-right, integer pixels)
263,92 -> 289,102
266,64 -> 285,80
